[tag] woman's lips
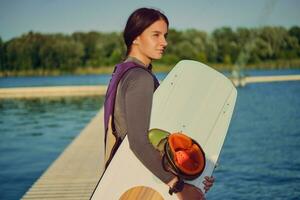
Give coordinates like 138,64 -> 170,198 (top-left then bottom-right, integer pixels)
157,49 -> 164,54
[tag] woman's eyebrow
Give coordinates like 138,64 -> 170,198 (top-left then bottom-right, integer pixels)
152,31 -> 169,36
152,31 -> 162,34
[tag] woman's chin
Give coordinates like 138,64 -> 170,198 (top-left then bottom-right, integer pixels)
151,54 -> 163,60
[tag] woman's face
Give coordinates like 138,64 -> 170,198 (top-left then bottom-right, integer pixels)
133,19 -> 168,63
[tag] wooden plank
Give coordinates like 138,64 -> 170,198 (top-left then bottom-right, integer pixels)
21,109 -> 105,200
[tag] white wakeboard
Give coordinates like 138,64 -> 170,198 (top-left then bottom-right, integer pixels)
91,60 -> 237,199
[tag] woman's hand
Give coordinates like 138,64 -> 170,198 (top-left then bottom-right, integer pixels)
203,176 -> 215,193
168,176 -> 214,200
176,183 -> 206,200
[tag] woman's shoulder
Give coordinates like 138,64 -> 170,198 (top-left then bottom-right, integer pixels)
124,67 -> 153,82
120,67 -> 154,89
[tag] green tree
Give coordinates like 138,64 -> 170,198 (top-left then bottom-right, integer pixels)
212,27 -> 239,64
0,36 -> 3,70
1,26 -> 300,75
39,34 -> 84,71
98,32 -> 124,66
182,29 -> 210,62
289,26 -> 300,45
72,31 -> 103,67
287,26 -> 300,57
5,37 -> 25,71
249,37 -> 273,62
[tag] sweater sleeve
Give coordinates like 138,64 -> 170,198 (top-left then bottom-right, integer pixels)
123,68 -> 175,184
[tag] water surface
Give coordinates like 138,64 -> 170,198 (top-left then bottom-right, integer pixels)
0,70 -> 300,199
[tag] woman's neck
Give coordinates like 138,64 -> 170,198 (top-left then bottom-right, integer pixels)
128,51 -> 151,67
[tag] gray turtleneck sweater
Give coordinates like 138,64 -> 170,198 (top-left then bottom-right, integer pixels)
113,57 -> 174,184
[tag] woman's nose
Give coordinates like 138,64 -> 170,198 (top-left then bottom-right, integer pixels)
160,36 -> 168,47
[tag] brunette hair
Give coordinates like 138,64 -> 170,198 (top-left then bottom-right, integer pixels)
123,7 -> 169,57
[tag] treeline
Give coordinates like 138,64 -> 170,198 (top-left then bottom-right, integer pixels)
0,26 -> 300,74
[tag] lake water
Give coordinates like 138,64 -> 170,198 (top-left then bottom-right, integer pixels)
1,69 -> 300,88
0,70 -> 300,199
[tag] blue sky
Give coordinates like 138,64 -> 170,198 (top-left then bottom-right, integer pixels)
0,0 -> 299,41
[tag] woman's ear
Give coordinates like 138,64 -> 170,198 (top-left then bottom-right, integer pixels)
133,36 -> 140,45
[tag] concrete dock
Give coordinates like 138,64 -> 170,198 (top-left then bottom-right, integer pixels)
231,74 -> 300,87
21,109 -> 105,200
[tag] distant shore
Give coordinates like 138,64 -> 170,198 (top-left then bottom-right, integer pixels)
1,59 -> 300,77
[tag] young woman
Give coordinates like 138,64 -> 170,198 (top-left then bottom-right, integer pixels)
104,7 -> 214,200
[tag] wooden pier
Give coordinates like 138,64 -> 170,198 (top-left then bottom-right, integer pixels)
21,109 -> 105,200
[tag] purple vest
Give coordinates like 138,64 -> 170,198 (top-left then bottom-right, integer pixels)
104,61 -> 160,145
